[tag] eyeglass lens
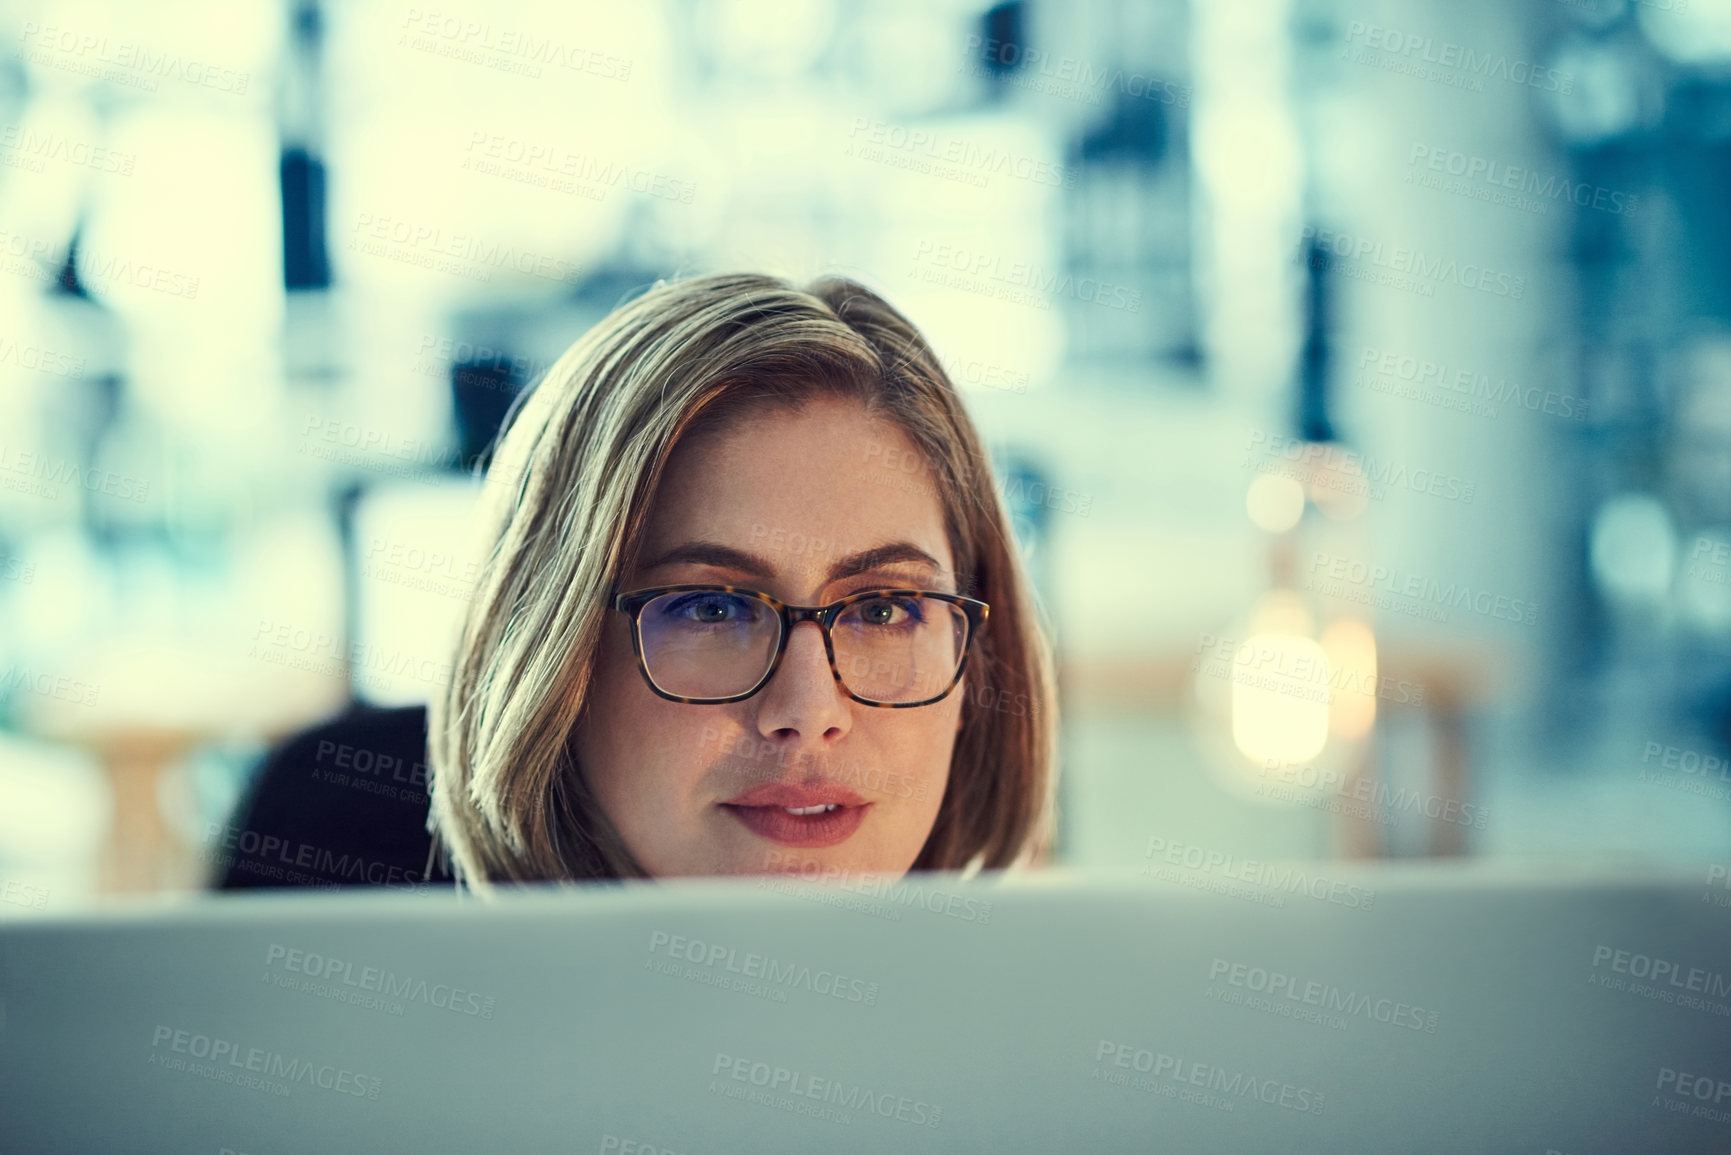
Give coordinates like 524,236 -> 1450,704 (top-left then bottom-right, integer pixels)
635,590 -> 968,703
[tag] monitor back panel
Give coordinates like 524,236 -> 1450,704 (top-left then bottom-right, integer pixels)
2,870 -> 1727,1154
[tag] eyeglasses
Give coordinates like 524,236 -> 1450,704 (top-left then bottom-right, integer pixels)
612,585 -> 988,708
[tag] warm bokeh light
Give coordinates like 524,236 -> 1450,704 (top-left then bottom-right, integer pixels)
1322,616 -> 1377,741
1227,589 -> 1327,767
1230,630 -> 1330,767
1245,472 -> 1305,533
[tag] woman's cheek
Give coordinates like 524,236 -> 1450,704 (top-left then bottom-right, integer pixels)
573,623 -> 698,833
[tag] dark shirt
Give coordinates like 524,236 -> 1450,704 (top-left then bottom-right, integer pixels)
211,703 -> 451,890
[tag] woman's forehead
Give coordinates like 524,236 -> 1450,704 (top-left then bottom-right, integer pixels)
642,397 -> 954,577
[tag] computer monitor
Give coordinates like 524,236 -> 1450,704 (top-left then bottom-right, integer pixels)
2,864 -> 1726,1153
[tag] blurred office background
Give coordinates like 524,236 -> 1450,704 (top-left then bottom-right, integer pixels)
1,0 -> 1728,904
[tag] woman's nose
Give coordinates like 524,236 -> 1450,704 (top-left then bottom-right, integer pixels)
752,621 -> 850,743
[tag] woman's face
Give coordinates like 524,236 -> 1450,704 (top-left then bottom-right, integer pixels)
575,394 -> 964,879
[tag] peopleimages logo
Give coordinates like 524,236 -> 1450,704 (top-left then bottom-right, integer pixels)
1206,958 -> 1440,1032
648,931 -> 880,1006
1297,226 -> 1526,300
0,878 -> 49,910
909,240 -> 1142,313
1143,836 -> 1377,910
845,118 -> 1078,190
0,123 -> 135,175
0,552 -> 37,584
361,535 -> 481,603
959,36 -> 1190,108
264,944 -> 495,1018
710,1053 -> 942,1127
1590,945 -> 1731,1003
0,229 -> 198,299
0,662 -> 100,708
1093,1039 -> 1326,1115
413,333 -> 550,387
347,211 -> 581,284
397,8 -> 633,81
1306,550 -> 1539,627
1340,21 -> 1572,94
18,21 -> 251,94
1638,741 -> 1731,803
460,131 -> 694,203
1706,863 -> 1731,908
1356,346 -> 1587,423
1555,0 -> 1689,13
148,1025 -> 382,1100
1258,758 -> 1488,831
204,823 -> 428,889
701,726 -> 925,802
758,852 -> 995,924
0,334 -> 86,378
1407,144 -> 1637,217
248,616 -> 455,688
1193,632 -> 1425,707
1688,537 -> 1731,587
314,737 -> 430,790
0,442 -> 151,503
1654,1065 -> 1731,1125
1243,428 -> 1476,507
599,1135 -> 688,1155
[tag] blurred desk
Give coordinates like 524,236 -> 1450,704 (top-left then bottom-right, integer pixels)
1060,640 -> 1511,857
25,645 -> 346,894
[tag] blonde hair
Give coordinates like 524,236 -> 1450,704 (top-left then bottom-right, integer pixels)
428,273 -> 1056,890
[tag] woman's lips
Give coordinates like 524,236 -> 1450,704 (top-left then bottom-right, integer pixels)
725,783 -> 868,808
719,783 -> 871,848
721,802 -> 869,848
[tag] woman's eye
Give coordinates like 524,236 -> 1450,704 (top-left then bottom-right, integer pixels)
664,593 -> 753,623
857,597 -> 920,626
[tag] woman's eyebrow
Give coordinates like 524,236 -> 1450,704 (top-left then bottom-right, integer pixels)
639,540 -> 948,584
638,542 -> 774,579
828,543 -> 947,582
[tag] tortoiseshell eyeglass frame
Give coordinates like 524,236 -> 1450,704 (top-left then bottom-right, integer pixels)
611,584 -> 989,708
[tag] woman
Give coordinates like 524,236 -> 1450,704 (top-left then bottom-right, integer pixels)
430,273 -> 1055,891
216,273 -> 1055,894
